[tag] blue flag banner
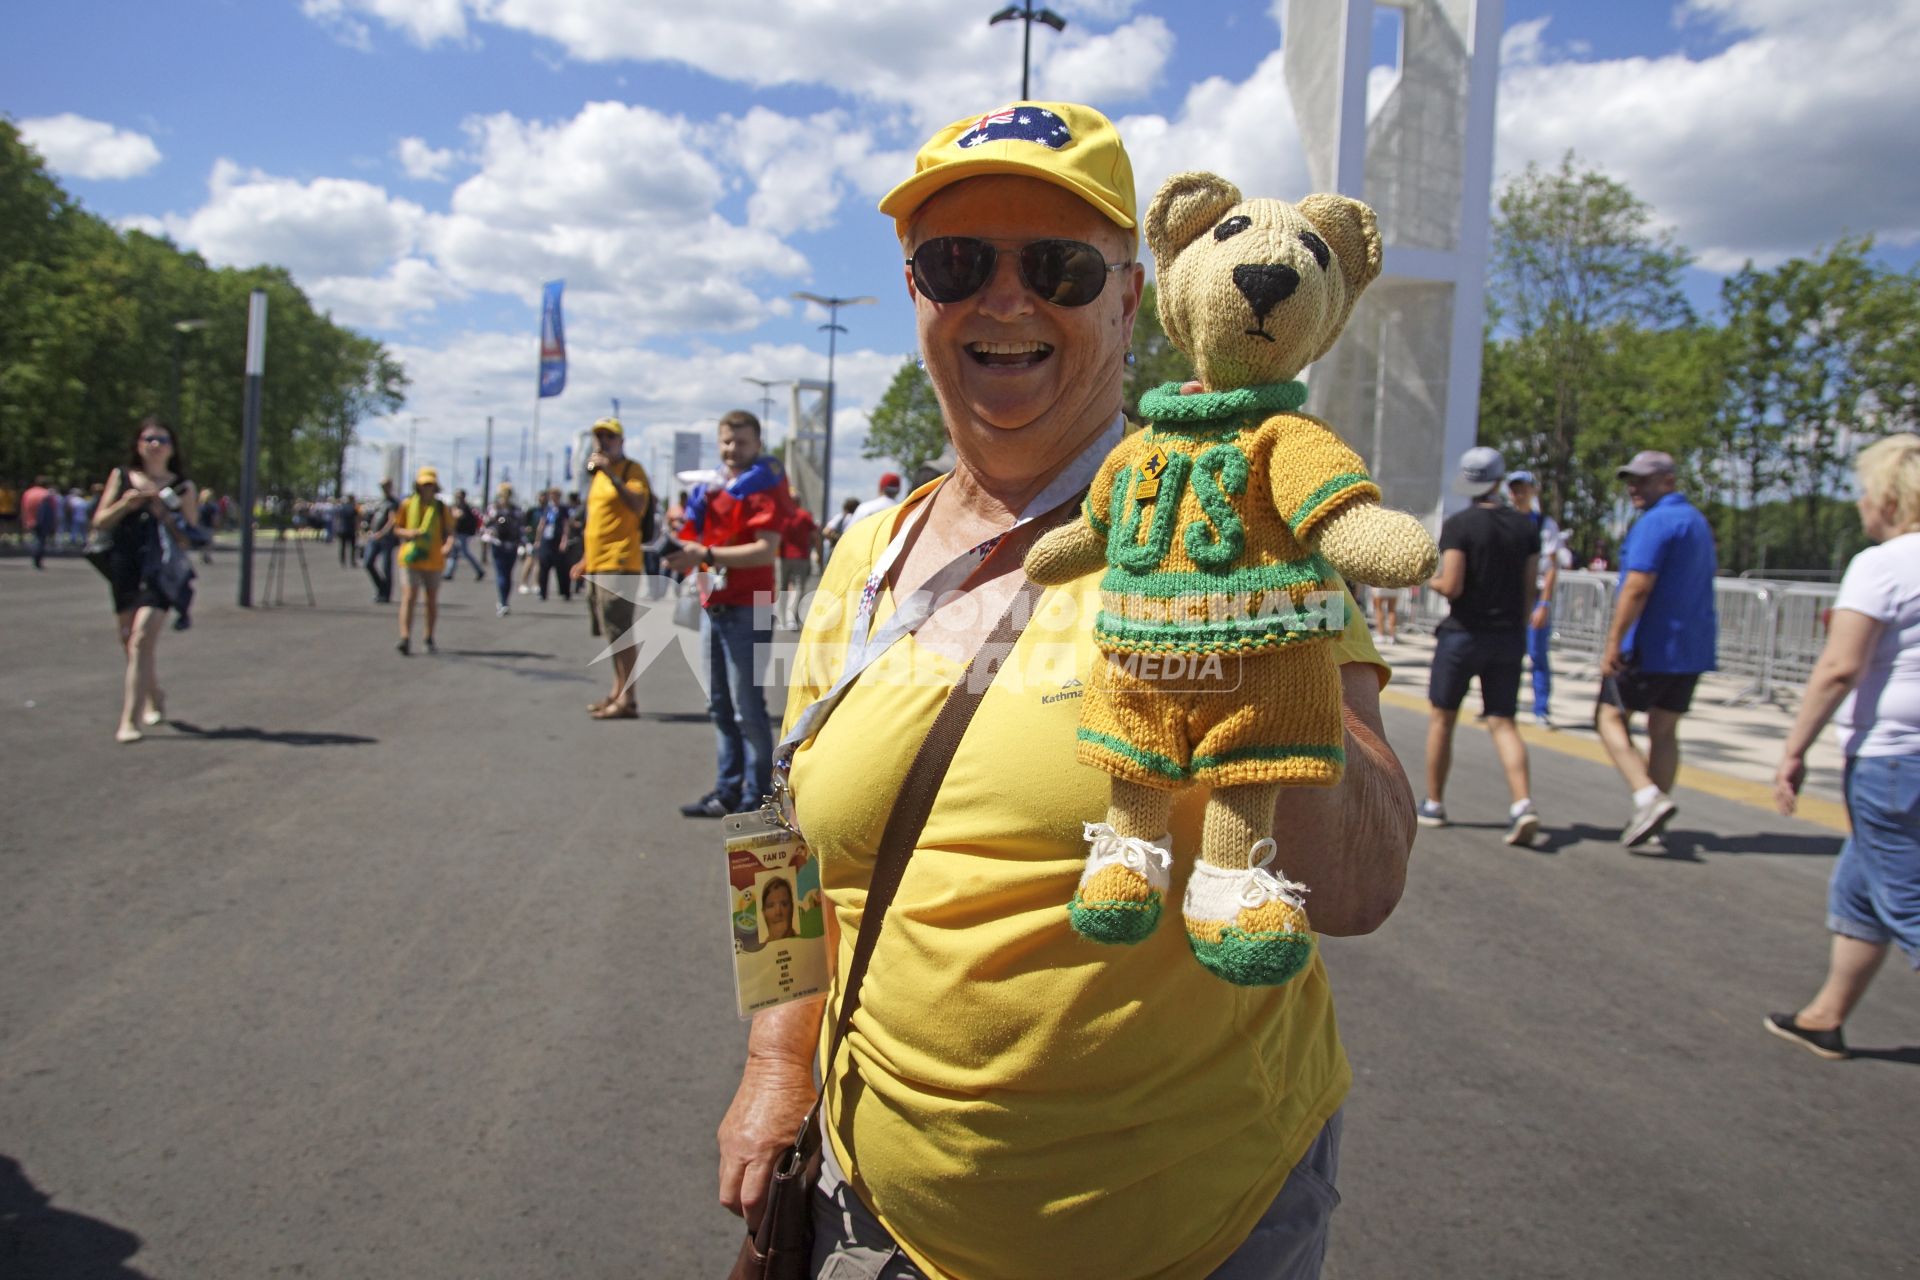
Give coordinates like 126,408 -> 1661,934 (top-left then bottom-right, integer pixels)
539,280 -> 566,398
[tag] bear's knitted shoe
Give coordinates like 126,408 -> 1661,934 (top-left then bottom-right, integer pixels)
1183,839 -> 1314,986
1068,822 -> 1172,945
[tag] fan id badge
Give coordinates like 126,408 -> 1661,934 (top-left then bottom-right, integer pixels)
724,808 -> 828,1019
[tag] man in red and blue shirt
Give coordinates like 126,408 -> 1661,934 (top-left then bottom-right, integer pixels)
664,409 -> 792,817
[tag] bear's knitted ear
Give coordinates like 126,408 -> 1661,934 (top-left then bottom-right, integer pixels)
1297,195 -> 1382,295
1145,172 -> 1243,269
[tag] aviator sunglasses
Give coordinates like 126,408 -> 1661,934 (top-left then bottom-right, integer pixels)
908,236 -> 1131,308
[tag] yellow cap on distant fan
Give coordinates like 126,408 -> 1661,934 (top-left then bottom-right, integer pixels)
879,101 -> 1137,245
415,466 -> 439,486
591,416 -> 624,438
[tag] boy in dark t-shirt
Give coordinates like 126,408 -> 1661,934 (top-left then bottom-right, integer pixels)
1419,447 -> 1543,846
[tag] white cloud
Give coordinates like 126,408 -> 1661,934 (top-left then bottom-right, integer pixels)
396,136 -> 457,181
308,257 -> 464,329
19,114 -> 162,180
298,0 -> 1171,120
721,108 -> 878,237
358,334 -> 910,505
300,0 -> 465,47
1496,5 -> 1920,271
165,160 -> 427,278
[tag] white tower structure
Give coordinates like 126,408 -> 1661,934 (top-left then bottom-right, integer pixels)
1283,0 -> 1503,527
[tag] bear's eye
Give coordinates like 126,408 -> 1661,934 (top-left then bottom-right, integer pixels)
1213,216 -> 1252,242
1298,231 -> 1331,269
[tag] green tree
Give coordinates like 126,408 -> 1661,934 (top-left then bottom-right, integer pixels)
0,121 -> 407,500
1482,154 -> 1692,552
862,357 -> 948,474
1123,281 -> 1193,418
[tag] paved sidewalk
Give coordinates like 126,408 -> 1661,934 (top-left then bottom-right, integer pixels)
1371,627 -> 1848,829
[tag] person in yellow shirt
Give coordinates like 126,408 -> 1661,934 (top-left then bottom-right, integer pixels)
394,467 -> 452,656
570,416 -> 653,718
715,102 -> 1418,1278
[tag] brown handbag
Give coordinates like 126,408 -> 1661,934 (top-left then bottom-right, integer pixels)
729,566 -> 1050,1280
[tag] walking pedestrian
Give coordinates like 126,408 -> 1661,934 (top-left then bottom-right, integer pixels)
534,487 -> 574,601
819,495 -> 859,568
21,476 -> 57,569
1767,433 -> 1920,1060
1371,586 -> 1401,647
393,468 -> 452,656
1505,470 -> 1565,727
332,494 -> 359,567
363,478 -> 399,604
849,471 -> 902,526
444,488 -> 486,581
1596,450 -> 1718,850
717,101 -> 1416,1276
570,418 -> 653,719
66,487 -> 89,549
776,501 -> 818,629
481,482 -> 523,615
1418,447 -> 1543,846
90,420 -> 200,743
663,410 -> 787,814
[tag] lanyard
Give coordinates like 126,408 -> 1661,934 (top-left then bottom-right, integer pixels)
774,414 -> 1121,778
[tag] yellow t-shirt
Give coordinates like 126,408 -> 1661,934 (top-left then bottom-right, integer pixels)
582,458 -> 652,573
784,482 -> 1386,1280
399,495 -> 448,574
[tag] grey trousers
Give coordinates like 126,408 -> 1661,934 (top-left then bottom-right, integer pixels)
810,1110 -> 1343,1280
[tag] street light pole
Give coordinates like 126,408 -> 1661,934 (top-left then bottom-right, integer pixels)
792,292 -> 875,520
741,376 -> 793,439
169,318 -> 208,426
988,0 -> 1067,100
408,416 -> 426,480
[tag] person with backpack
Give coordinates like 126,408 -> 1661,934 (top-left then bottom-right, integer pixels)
570,417 -> 654,719
481,482 -> 524,616
363,478 -> 400,604
444,488 -> 486,582
393,467 -> 453,656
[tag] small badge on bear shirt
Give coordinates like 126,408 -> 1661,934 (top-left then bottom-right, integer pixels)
1136,445 -> 1171,501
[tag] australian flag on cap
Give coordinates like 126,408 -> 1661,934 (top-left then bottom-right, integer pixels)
958,105 -> 1071,150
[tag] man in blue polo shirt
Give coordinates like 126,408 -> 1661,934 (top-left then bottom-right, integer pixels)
1598,450 -> 1718,850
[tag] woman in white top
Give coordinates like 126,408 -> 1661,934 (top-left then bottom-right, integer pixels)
1768,432 -> 1920,1059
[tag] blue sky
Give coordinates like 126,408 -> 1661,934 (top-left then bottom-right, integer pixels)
8,0 -> 1919,498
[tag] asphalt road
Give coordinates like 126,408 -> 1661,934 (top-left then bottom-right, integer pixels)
2,542 -> 1914,1278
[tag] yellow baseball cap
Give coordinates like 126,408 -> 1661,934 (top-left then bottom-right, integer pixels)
415,466 -> 439,486
879,102 -> 1137,246
591,416 -> 623,438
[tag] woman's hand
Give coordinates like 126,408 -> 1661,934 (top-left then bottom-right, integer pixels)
1773,753 -> 1806,816
717,1054 -> 819,1230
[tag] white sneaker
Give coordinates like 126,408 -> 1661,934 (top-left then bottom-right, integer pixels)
518,585 -> 531,594
496,603 -> 509,617
1622,791 -> 1677,848
1416,799 -> 1448,828
1530,711 -> 1555,731
1505,802 -> 1540,847
1068,823 -> 1172,945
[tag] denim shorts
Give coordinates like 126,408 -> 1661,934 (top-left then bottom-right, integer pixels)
810,1111 -> 1342,1279
1827,754 -> 1920,968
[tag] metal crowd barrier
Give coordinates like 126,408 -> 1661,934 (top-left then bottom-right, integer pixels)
1382,569 -> 1838,708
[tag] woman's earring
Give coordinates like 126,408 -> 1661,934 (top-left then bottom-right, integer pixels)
915,356 -> 926,370
1124,351 -> 1137,367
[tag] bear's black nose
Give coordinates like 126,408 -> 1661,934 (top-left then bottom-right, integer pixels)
1232,264 -> 1300,321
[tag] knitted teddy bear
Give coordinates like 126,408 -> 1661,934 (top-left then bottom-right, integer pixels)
1025,171 -> 1438,987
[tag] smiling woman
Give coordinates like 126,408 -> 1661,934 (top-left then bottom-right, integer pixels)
716,100 -> 1417,1280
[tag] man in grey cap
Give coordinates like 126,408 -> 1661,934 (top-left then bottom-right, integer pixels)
1419,445 -> 1543,846
1598,450 -> 1719,850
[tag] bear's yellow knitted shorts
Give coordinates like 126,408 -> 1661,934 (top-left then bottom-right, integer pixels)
1075,642 -> 1345,789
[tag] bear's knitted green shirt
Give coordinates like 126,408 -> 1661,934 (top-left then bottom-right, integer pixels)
1082,381 -> 1379,655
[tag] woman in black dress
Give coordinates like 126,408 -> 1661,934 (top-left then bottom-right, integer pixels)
91,419 -> 199,743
